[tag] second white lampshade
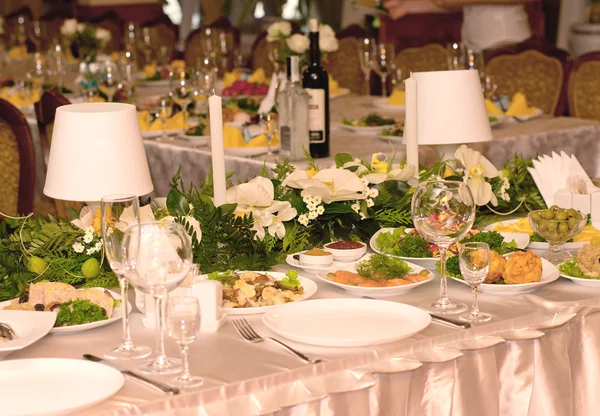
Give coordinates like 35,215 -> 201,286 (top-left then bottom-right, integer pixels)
412,69 -> 493,145
44,103 -> 154,201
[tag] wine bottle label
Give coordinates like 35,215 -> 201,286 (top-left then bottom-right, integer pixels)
280,126 -> 292,151
306,88 -> 326,143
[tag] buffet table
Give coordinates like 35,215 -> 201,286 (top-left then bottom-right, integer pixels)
8,261 -> 600,415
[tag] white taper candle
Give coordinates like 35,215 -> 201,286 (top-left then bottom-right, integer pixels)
209,91 -> 227,206
404,73 -> 419,178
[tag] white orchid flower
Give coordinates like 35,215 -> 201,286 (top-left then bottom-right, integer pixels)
71,206 -> 94,230
226,176 -> 274,215
117,205 -> 156,231
300,168 -> 367,203
263,201 -> 297,239
388,163 -> 417,181
282,170 -> 313,189
455,145 -> 499,206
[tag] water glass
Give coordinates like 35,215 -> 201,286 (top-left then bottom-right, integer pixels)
157,97 -> 173,140
458,242 -> 492,323
169,68 -> 197,128
373,43 -> 395,97
357,38 -> 376,96
167,296 -> 203,388
97,61 -> 120,102
122,222 -> 193,375
260,112 -> 278,160
447,43 -> 466,70
101,195 -> 151,360
412,180 -> 476,314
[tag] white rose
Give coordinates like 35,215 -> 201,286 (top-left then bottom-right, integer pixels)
319,35 -> 339,53
319,24 -> 336,40
76,23 -> 86,32
266,21 -> 292,42
286,34 -> 309,54
60,18 -> 78,36
96,28 -> 112,43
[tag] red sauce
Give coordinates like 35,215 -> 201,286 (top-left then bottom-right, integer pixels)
326,241 -> 364,250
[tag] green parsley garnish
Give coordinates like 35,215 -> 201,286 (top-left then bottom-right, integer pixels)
207,270 -> 238,285
280,269 -> 300,288
356,254 -> 411,280
55,299 -> 108,327
559,260 -> 597,279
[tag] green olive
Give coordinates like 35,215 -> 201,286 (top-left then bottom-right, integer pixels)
547,220 -> 558,232
567,208 -> 578,218
542,210 -> 554,220
531,211 -> 542,221
555,211 -> 568,221
568,218 -> 577,229
574,212 -> 584,221
550,205 -> 559,213
537,220 -> 548,231
558,223 -> 569,234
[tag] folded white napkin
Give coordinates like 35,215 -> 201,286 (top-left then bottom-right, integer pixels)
258,73 -> 279,114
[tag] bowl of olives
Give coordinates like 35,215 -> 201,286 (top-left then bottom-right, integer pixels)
528,206 -> 586,263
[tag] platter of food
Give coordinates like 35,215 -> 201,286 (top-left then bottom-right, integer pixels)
369,227 -> 527,270
0,310 -> 56,359
0,282 -> 129,334
448,250 -> 559,294
314,253 -> 433,297
205,270 -> 318,315
340,113 -> 397,135
262,298 -> 431,347
558,242 -> 600,287
378,123 -> 404,143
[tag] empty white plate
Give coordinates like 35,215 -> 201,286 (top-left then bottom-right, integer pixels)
262,298 -> 431,347
0,310 -> 56,359
0,358 -> 124,416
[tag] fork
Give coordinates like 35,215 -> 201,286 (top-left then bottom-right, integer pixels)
0,322 -> 15,340
231,318 -> 322,364
569,250 -> 578,258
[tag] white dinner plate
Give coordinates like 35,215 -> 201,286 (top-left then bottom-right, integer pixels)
0,358 -> 124,416
0,311 -> 56,359
314,253 -> 434,297
372,97 -> 405,111
201,272 -> 318,315
330,88 -> 351,100
262,298 -> 430,347
285,253 -> 366,275
558,263 -> 600,287
179,134 -> 210,146
485,219 -> 586,250
141,128 -> 185,139
0,288 -> 130,334
224,146 -> 279,157
370,227 -> 529,270
449,256 -> 559,294
377,134 -> 403,143
340,124 -> 394,135
504,108 -> 544,122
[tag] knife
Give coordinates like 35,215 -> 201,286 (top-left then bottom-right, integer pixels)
83,354 -> 180,395
360,296 -> 471,329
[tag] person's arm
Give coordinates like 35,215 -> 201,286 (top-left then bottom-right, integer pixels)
382,0 -> 451,19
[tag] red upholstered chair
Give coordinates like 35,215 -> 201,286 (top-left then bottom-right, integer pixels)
140,15 -> 179,66
87,11 -> 123,53
0,98 -> 35,215
485,41 -> 570,116
568,52 -> 600,121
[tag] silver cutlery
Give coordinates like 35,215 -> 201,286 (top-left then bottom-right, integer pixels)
360,296 -> 470,329
231,318 -> 322,364
83,354 -> 180,395
0,322 -> 15,340
569,249 -> 578,258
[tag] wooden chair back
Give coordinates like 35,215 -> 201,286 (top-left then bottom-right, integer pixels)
568,52 -> 600,120
324,25 -> 369,94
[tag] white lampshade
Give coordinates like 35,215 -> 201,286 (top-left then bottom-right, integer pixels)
413,70 -> 493,146
44,103 -> 153,201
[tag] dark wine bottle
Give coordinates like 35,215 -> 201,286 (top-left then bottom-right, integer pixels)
302,18 -> 330,158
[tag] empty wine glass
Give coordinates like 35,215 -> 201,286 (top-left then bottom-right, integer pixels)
412,180 -> 476,314
48,42 -> 66,92
27,53 -> 48,97
97,61 -> 120,102
358,38 -> 376,96
447,42 -> 467,70
260,112 -> 278,160
373,43 -> 395,97
166,296 -> 203,388
157,97 -> 173,141
169,68 -> 197,129
122,222 -> 193,375
267,40 -> 282,75
139,27 -> 154,66
101,195 -> 152,360
458,242 -> 492,323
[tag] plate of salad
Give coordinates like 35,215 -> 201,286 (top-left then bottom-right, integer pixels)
378,123 -> 404,143
558,242 -> 600,287
181,122 -> 210,146
314,253 -> 433,297
370,227 -> 526,270
205,270 -> 318,315
341,113 -> 397,135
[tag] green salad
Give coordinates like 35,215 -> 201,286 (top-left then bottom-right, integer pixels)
381,124 -> 404,137
342,113 -> 396,127
185,123 -> 206,136
559,260 -> 597,279
375,227 -> 432,258
55,299 -> 109,327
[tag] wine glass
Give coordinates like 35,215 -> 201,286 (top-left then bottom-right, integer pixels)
27,53 -> 48,98
97,61 -> 120,102
447,42 -> 466,70
260,112 -> 278,160
157,97 -> 173,141
48,42 -> 66,93
373,43 -> 395,97
166,296 -> 203,388
102,195 -> 152,360
458,242 -> 491,323
267,40 -> 282,75
411,180 -> 476,314
169,68 -> 197,129
139,27 -> 154,66
122,222 -> 193,374
357,38 -> 376,96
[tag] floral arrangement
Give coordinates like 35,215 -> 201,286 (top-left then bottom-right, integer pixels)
0,146 -> 544,300
266,21 -> 339,63
60,18 -> 112,62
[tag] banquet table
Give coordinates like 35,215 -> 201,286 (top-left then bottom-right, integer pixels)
7,261 -> 600,415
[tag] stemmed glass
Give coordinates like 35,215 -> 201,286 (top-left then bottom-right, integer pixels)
447,42 -> 466,70
166,296 -> 203,388
27,53 -> 48,97
267,40 -> 282,75
411,180 -> 476,314
358,38 -> 376,96
458,242 -> 492,323
373,43 -> 395,97
101,195 -> 151,360
169,68 -> 197,130
139,27 -> 154,66
97,61 -> 120,102
122,222 -> 193,374
157,97 -> 173,141
48,43 -> 66,92
260,112 -> 278,161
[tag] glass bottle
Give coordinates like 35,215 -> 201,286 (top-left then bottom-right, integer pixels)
278,56 -> 309,161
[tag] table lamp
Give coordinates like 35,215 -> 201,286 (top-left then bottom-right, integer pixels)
44,103 -> 153,208
408,69 -> 493,160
